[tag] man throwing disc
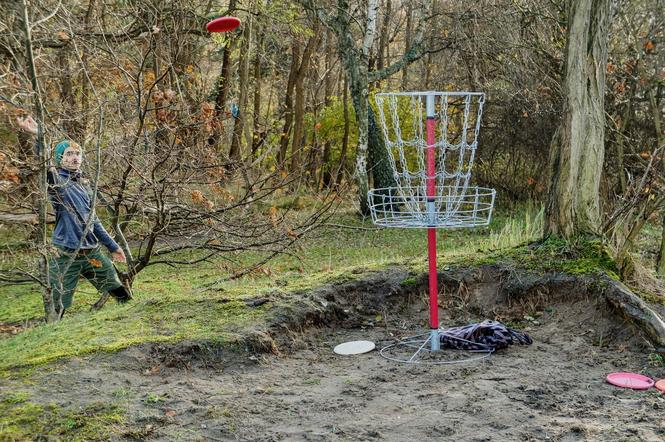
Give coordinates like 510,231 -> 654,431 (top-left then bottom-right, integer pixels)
16,115 -> 132,318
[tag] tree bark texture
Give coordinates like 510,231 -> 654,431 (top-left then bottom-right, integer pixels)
251,25 -> 264,158
321,30 -> 335,188
290,25 -> 321,172
229,8 -> 253,162
368,105 -> 397,191
210,0 -> 238,149
333,0 -> 378,214
401,1 -> 413,89
19,0 -> 58,322
545,0 -> 611,238
651,86 -> 665,275
278,43 -> 300,169
335,74 -> 351,188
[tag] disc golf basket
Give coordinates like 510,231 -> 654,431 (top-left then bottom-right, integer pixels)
369,91 -> 496,364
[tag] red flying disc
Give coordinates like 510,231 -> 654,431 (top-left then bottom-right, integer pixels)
206,16 -> 241,33
656,379 -> 665,393
606,372 -> 654,390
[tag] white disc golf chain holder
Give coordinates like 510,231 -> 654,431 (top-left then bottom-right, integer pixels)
369,91 -> 496,364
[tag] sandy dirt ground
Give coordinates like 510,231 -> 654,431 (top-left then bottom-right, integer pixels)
7,292 -> 665,442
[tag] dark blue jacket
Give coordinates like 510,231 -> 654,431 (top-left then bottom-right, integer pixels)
48,168 -> 120,252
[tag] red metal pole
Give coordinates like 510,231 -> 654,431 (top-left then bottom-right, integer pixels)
426,115 -> 438,332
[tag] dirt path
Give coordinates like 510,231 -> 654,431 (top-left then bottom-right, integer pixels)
9,296 -> 665,442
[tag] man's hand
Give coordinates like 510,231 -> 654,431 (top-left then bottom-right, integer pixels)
111,248 -> 126,263
16,115 -> 39,136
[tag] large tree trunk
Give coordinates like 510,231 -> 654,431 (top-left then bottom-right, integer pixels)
333,0 -> 378,214
545,0 -> 611,238
349,72 -> 371,213
368,106 -> 396,191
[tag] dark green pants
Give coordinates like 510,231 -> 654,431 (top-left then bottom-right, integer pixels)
48,247 -> 122,309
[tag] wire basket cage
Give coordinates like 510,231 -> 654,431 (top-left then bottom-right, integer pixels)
371,91 -> 494,228
369,185 -> 495,228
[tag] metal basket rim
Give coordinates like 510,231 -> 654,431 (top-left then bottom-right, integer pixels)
369,186 -> 496,196
375,91 -> 485,98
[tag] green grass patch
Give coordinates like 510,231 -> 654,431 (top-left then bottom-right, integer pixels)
0,395 -> 125,441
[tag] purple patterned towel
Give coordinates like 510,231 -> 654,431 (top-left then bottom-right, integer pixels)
439,320 -> 532,351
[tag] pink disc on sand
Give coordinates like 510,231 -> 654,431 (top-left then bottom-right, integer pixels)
655,379 -> 665,393
606,372 -> 654,390
206,16 -> 241,33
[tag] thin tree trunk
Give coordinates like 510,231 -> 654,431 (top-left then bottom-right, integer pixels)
658,210 -> 665,275
72,0 -> 97,140
278,43 -> 300,169
335,75 -> 350,188
616,191 -> 665,278
209,0 -> 238,148
650,86 -> 665,274
545,0 -> 611,238
59,48 -> 79,137
290,26 -> 321,173
401,2 -> 413,89
251,25 -> 265,158
375,0 -> 391,88
321,30 -> 335,188
229,8 -> 253,162
20,0 -> 57,322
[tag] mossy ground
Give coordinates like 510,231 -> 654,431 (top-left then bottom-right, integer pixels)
0,393 -> 125,441
459,235 -> 621,279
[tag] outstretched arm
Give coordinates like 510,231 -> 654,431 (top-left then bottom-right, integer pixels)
92,221 -> 125,262
16,116 -> 49,172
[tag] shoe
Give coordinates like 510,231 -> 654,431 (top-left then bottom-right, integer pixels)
109,286 -> 133,303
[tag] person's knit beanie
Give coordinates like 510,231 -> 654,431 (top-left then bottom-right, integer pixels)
54,140 -> 70,167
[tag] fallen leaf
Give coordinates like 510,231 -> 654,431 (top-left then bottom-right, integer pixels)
144,365 -> 161,375
191,190 -> 205,203
269,206 -> 278,227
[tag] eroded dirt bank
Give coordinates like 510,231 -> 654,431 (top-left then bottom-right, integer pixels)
4,266 -> 665,441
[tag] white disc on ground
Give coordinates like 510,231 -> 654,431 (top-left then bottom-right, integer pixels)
334,340 -> 375,355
